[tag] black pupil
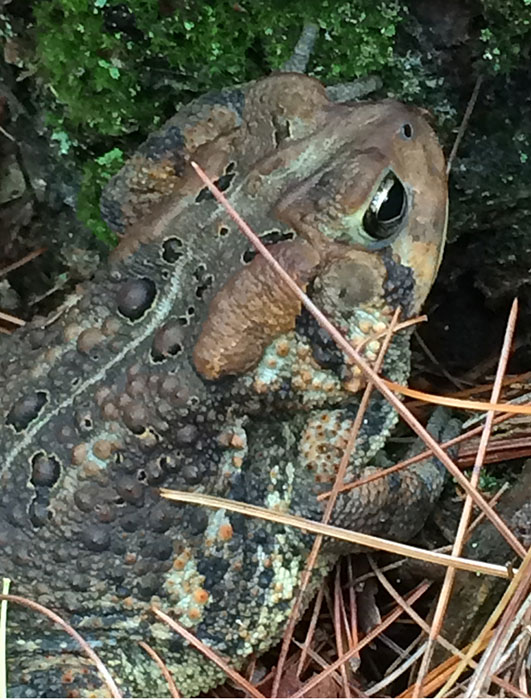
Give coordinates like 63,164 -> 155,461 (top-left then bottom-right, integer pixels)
362,174 -> 407,241
378,180 -> 405,222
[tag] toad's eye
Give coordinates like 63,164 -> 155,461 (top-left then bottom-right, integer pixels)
362,172 -> 407,240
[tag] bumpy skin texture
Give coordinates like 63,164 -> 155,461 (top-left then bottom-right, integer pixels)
0,74 -> 448,697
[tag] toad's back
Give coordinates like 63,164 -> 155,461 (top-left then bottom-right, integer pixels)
0,74 -> 448,696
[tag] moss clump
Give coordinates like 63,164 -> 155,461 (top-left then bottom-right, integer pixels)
479,0 -> 531,73
32,0 -> 406,241
76,147 -> 124,245
33,1 -> 404,139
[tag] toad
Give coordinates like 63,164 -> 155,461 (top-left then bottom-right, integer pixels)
0,71 -> 447,696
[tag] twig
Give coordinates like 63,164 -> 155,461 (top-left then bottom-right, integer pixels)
414,298 -> 518,695
296,583 -> 325,677
291,582 -> 431,697
436,546 -> 531,697
384,381 -> 531,416
366,641 -> 427,696
0,594 -> 121,698
368,556 -> 473,665
0,310 -> 24,327
160,489 -> 515,579
150,606 -> 264,698
138,641 -> 180,698
464,588 -> 531,696
0,247 -> 46,278
0,579 -> 9,700
446,75 -> 483,175
334,567 -> 351,697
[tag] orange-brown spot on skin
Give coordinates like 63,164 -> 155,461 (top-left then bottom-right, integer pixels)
300,370 -> 312,384
343,376 -> 364,394
232,560 -> 243,571
101,316 -> 121,336
71,443 -> 87,465
193,239 -> 320,380
292,377 -> 304,391
62,670 -> 75,684
124,553 -> 137,565
77,328 -> 105,354
188,606 -> 201,621
122,596 -> 135,609
82,461 -> 102,478
101,402 -> 119,421
92,439 -> 114,460
94,386 -> 112,406
173,557 -> 186,570
218,523 -> 233,541
276,339 -> 290,357
232,456 -> 243,468
230,434 -> 244,449
194,588 -> 209,604
64,323 -> 83,343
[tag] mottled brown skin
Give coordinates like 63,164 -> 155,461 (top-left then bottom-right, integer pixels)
0,74 -> 448,696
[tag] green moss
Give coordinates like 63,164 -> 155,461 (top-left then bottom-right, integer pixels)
32,0 -> 406,241
76,147 -> 124,245
479,0 -> 531,73
34,1 -> 405,139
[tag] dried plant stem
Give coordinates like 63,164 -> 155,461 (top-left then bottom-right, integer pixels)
160,489 -> 514,580
0,310 -> 24,327
447,75 -> 483,175
137,641 -> 180,698
0,579 -> 9,700
414,298 -> 518,696
151,607 -> 264,698
0,247 -> 46,278
384,381 -> 531,416
291,582 -> 431,697
368,556 -> 473,665
0,593 -> 121,698
436,546 -> 531,697
464,585 -> 531,696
